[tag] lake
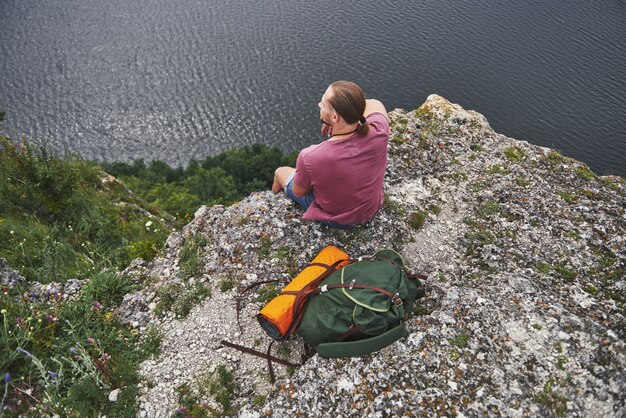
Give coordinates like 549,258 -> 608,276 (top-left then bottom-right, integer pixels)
1,0 -> 624,175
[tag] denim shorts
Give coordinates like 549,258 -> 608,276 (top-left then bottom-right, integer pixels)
285,172 -> 315,210
285,172 -> 350,229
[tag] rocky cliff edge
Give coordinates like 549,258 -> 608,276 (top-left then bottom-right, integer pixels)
120,95 -> 625,417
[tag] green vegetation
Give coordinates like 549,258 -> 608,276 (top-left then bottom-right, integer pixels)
256,234 -> 273,259
557,191 -> 578,203
219,274 -> 237,293
449,330 -> 471,348
516,176 -> 531,187
253,394 -> 267,407
486,164 -> 509,175
0,135 -> 292,415
576,166 -> 596,181
408,211 -> 428,230
541,150 -> 565,166
256,283 -> 280,305
428,204 -> 442,215
209,365 -> 236,415
154,282 -> 212,318
0,275 -> 148,416
0,136 -> 172,283
476,200 -> 501,218
470,143 -> 484,152
102,144 -> 297,222
179,235 -> 208,279
532,377 -> 569,417
172,367 -> 237,417
383,195 -> 406,217
504,146 -> 526,162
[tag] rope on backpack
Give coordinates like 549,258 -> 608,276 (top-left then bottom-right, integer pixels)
220,339 -> 302,384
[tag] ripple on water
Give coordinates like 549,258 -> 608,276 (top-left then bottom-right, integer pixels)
0,0 -> 624,174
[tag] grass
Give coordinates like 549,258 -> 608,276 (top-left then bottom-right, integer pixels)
516,176 -> 531,187
257,283 -> 280,305
557,191 -> 578,203
463,218 -> 495,257
408,211 -> 428,230
383,195 -> 406,217
0,279 -> 150,416
209,365 -> 236,415
428,204 -> 442,215
554,265 -> 577,282
83,270 -> 137,307
504,146 -> 526,162
274,246 -> 294,260
541,150 -> 565,166
486,164 -> 509,175
256,234 -> 272,259
449,330 -> 471,348
178,235 -> 208,279
219,275 -> 237,293
155,281 -> 212,318
0,137 -> 179,416
0,136 -> 174,284
253,395 -> 266,407
476,200 -> 501,218
532,377 -> 569,417
576,166 -> 596,181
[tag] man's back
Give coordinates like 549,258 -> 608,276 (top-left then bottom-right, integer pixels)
293,111 -> 389,225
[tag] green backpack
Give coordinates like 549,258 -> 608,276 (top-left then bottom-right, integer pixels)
296,249 -> 425,358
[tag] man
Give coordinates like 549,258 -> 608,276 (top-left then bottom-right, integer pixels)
272,80 -> 390,227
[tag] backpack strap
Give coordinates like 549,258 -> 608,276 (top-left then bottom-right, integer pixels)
221,339 -> 302,383
281,258 -> 350,336
313,282 -> 405,307
366,256 -> 428,282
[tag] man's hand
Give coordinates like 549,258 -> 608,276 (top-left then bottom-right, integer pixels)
321,123 -> 333,137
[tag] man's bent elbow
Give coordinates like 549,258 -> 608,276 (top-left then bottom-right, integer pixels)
292,183 -> 310,197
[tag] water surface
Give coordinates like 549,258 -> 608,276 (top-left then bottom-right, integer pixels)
1,0 -> 624,174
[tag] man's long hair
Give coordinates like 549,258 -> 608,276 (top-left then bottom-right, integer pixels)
329,81 -> 370,135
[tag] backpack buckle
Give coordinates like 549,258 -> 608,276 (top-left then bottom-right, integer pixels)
349,279 -> 356,290
392,293 -> 403,306
320,285 -> 329,293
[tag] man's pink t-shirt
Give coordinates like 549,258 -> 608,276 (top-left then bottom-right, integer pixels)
292,112 -> 389,225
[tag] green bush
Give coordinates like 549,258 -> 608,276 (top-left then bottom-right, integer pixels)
102,144 -> 296,221
0,136 -> 171,282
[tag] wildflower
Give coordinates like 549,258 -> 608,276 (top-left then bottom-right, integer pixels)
48,371 -> 58,380
3,373 -> 9,384
70,347 -> 76,354
10,230 -> 14,235
1,309 -> 6,314
86,337 -> 96,345
92,301 -> 103,312
100,352 -> 111,361
15,317 -> 27,329
45,314 -> 57,323
145,221 -> 153,228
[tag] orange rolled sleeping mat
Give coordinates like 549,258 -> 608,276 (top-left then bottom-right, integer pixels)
257,245 -> 350,340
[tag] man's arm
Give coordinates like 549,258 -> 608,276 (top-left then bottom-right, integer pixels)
291,181 -> 311,197
364,99 -> 389,121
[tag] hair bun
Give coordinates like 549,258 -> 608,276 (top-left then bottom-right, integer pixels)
359,116 -> 366,124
